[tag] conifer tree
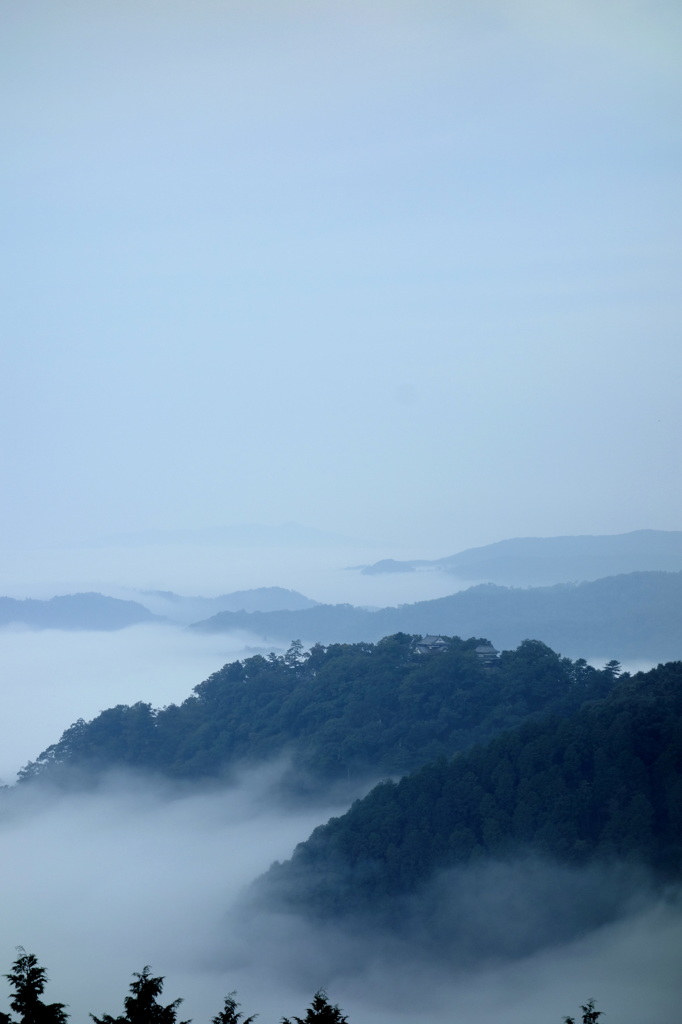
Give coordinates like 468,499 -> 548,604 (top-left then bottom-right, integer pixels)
281,990 -> 348,1024
2,949 -> 68,1024
90,966 -> 189,1024
564,998 -> 602,1024
211,992 -> 257,1024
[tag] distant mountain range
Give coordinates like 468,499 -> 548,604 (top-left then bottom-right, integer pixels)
0,587 -> 316,631
133,586 -> 317,624
5,531 -> 680,642
191,570 -> 682,661
359,530 -> 682,585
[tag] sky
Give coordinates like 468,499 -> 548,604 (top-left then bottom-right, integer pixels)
0,624 -> 265,784
1,0 -> 681,563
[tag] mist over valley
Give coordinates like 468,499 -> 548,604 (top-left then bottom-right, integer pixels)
1,551 -> 681,1022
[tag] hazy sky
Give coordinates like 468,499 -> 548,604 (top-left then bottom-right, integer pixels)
2,0 -> 681,553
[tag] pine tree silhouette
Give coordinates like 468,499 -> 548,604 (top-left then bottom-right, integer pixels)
281,991 -> 348,1024
211,992 -> 257,1024
90,967 -> 189,1024
564,999 -> 603,1024
2,949 -> 68,1024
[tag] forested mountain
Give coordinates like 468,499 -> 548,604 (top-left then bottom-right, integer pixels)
259,661 -> 682,921
18,635 -> 617,791
0,593 -> 158,631
191,570 -> 682,661
360,529 -> 682,584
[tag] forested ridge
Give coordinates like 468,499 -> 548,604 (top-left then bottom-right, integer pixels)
259,661 -> 682,919
19,635 -> 617,791
190,570 -> 682,661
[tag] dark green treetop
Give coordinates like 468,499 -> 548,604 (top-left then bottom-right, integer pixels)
90,967 -> 189,1024
1,949 -> 68,1024
211,993 -> 257,1024
564,998 -> 603,1024
19,635 -> 619,792
281,991 -> 348,1024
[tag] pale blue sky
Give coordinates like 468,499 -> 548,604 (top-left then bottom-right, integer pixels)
2,0 -> 681,554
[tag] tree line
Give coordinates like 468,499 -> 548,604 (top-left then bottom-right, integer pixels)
0,949 -> 602,1024
0,951 -> 346,1024
19,635 -> 619,793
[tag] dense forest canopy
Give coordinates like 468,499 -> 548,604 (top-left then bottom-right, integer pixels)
258,660 -> 682,920
19,635 -> 618,792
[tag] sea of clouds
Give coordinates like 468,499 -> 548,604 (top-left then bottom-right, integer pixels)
0,574 -> 677,1024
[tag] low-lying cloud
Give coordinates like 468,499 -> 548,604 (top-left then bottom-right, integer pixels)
0,624 -> 268,783
1,767 -> 680,1024
0,623 -> 679,1024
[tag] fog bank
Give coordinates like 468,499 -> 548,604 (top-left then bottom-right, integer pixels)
0,770 -> 680,1024
0,540 -> 465,611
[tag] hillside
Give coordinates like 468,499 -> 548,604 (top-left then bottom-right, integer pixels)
0,586 -> 317,631
0,593 -> 158,631
18,635 -> 617,791
258,660 -> 682,922
360,530 -> 682,585
190,570 -> 682,661
134,586 -> 317,624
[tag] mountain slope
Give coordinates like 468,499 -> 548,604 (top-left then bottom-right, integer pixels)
361,530 -> 682,584
19,635 -> 617,791
258,660 -> 682,921
191,570 -> 682,661
0,593 -> 158,631
134,586 -> 317,624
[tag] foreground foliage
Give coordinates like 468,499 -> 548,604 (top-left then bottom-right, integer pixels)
0,951 -> 602,1024
281,991 -> 346,1024
0,956 -> 338,1024
565,1000 -> 602,1024
0,950 -> 68,1024
91,966 -> 189,1024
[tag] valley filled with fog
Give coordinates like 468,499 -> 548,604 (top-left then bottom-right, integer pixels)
1,749 -> 680,1024
0,542 -> 680,1024
0,539 -> 463,610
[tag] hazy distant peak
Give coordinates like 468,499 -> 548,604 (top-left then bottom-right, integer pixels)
360,530 -> 682,586
446,528 -> 682,556
0,592 -> 157,631
132,586 -> 318,623
189,570 -> 682,663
